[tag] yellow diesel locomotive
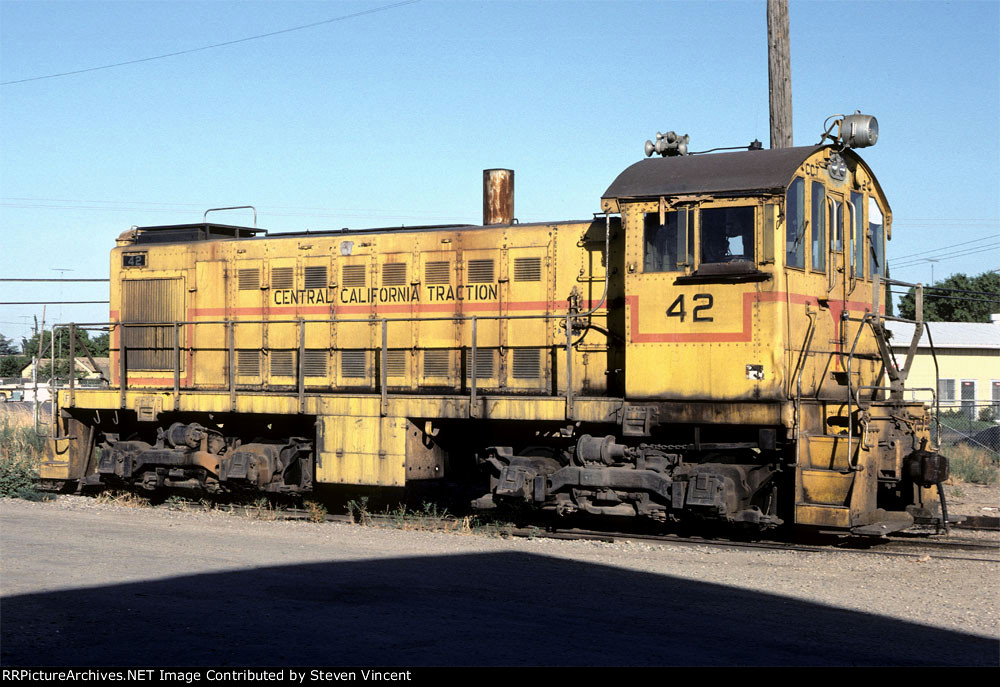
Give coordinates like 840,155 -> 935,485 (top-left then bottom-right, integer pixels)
42,114 -> 948,533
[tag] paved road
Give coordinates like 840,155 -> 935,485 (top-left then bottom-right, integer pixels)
1,498 -> 998,666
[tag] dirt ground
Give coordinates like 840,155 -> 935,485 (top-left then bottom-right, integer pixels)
943,480 -> 1000,519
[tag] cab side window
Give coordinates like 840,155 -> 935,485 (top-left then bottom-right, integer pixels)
643,209 -> 691,272
811,181 -> 826,271
785,177 -> 805,269
852,191 -> 865,278
869,197 -> 885,279
700,206 -> 754,264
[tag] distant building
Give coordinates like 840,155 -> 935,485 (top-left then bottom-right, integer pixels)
1,357 -> 110,402
886,317 -> 1000,419
19,357 -> 110,381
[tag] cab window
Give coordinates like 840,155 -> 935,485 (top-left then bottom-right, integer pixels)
700,206 -> 754,264
785,177 -> 805,269
869,197 -> 885,279
829,199 -> 843,251
643,209 -> 691,272
852,191 -> 865,278
811,181 -> 826,272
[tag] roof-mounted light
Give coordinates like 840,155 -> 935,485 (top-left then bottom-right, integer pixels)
819,111 -> 879,149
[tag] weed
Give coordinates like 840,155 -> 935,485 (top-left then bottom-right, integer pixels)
387,504 -> 410,528
346,496 -> 371,525
304,500 -> 327,523
420,501 -> 449,519
948,445 -> 999,485
0,417 -> 44,498
165,495 -> 188,510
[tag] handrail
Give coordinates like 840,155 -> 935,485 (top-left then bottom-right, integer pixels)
846,201 -> 858,296
844,279 -> 940,469
380,318 -> 388,416
204,205 -> 257,227
51,213 -> 625,422
825,197 -> 837,294
53,305 -> 612,417
792,309 -> 817,470
470,316 -> 478,418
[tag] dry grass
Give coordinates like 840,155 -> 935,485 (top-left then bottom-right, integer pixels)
947,444 -> 999,485
95,490 -> 151,508
344,497 -> 508,535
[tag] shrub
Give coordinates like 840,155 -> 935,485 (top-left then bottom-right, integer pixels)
0,418 -> 44,498
948,444 -> 999,485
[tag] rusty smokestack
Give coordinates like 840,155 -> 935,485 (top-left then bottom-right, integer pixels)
483,168 -> 514,225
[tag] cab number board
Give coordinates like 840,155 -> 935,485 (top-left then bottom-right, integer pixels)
666,293 -> 714,322
122,252 -> 147,268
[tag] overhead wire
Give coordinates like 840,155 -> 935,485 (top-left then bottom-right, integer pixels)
1,0 -> 420,86
891,234 -> 999,263
887,292 -> 1000,305
891,243 -> 1000,270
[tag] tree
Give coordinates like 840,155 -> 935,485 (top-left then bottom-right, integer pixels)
18,327 -> 109,382
0,333 -> 26,378
0,334 -> 18,356
898,271 -> 1000,322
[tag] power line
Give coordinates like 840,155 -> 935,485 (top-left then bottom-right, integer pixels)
0,200 -> 469,223
0,301 -> 109,306
921,284 -> 1000,297
1,196 -> 465,216
892,243 -> 1000,270
887,291 -> 1000,305
0,279 -> 109,283
891,234 -> 999,262
1,0 -> 420,86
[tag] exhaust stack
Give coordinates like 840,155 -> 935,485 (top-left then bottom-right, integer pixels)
483,168 -> 514,225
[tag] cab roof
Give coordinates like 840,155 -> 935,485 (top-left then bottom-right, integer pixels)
602,145 -> 825,201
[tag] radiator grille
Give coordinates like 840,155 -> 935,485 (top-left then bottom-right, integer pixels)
467,259 -> 495,283
271,267 -> 294,290
342,264 -> 366,287
303,349 -> 328,377
270,350 -> 295,377
512,349 -> 541,379
422,350 -> 450,378
385,350 -> 407,377
304,266 -> 327,289
238,268 -> 260,291
237,350 -> 260,377
514,257 -> 542,282
121,278 -> 183,371
466,350 -> 495,379
341,350 -> 367,378
382,263 -> 407,286
425,261 -> 450,284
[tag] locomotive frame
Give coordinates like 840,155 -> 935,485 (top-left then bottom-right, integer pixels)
40,120 -> 950,534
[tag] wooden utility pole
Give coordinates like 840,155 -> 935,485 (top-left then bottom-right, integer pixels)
767,0 -> 793,148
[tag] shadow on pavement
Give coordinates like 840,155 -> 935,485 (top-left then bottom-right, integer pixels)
2,551 -> 995,666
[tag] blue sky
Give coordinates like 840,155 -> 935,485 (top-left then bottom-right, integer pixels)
1,0 -> 997,342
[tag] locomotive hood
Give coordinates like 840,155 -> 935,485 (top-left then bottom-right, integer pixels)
602,145 -> 826,201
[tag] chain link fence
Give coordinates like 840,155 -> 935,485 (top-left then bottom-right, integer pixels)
934,402 -> 1000,455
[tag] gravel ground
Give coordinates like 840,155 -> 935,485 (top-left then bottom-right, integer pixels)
1,495 -> 998,667
944,481 -> 1000,519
